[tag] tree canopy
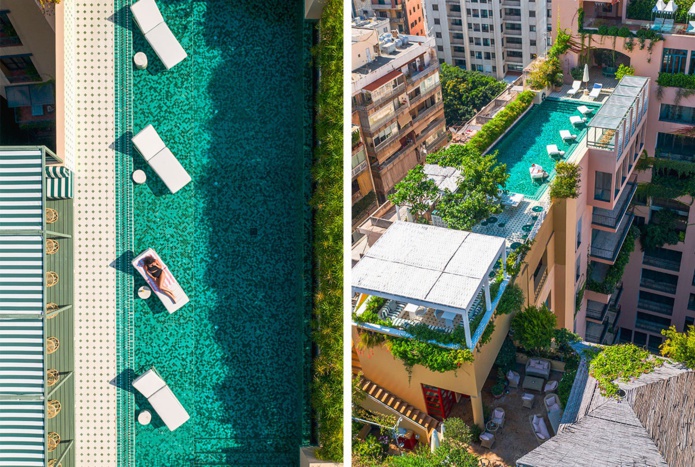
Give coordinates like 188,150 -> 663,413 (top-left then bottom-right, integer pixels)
440,63 -> 507,127
661,325 -> 695,369
387,165 -> 439,223
510,304 -> 557,355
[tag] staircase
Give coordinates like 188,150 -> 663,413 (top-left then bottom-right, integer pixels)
357,376 -> 440,435
352,346 -> 362,375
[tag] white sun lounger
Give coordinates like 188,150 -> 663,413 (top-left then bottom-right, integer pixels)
546,145 -> 565,157
569,115 -> 586,126
132,248 -> 189,313
132,368 -> 190,431
559,130 -> 577,141
131,0 -> 187,70
577,105 -> 593,116
132,125 -> 191,194
589,83 -> 603,100
566,81 -> 581,96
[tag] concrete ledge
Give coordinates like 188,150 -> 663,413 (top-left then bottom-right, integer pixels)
299,447 -> 343,467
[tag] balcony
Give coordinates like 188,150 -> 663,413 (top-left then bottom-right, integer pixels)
354,83 -> 407,112
586,299 -> 608,323
352,160 -> 368,178
643,247 -> 682,272
637,291 -> 674,316
505,42 -> 523,50
504,15 -> 522,21
505,55 -> 524,63
640,269 -> 678,295
504,29 -> 523,36
585,321 -> 608,344
592,181 -> 636,231
635,317 -> 670,334
410,101 -> 444,125
372,2 -> 399,10
406,62 -> 439,85
502,0 -> 521,5
590,213 -> 634,263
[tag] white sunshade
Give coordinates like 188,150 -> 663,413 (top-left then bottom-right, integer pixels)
664,0 -> 678,14
689,2 -> 695,15
590,76 -> 649,130
352,221 -> 505,313
582,64 -> 589,83
654,0 -> 666,13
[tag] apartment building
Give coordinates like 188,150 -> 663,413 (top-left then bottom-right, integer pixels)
557,0 -> 695,351
352,122 -> 379,227
0,2 -> 57,150
352,0 -> 427,36
424,0 -> 552,79
352,29 -> 448,203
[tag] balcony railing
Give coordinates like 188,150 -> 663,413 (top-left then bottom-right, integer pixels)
505,55 -> 523,63
352,160 -> 368,178
640,276 -> 677,295
586,300 -> 608,322
635,318 -> 669,334
354,83 -> 407,112
505,42 -> 523,50
504,15 -> 522,21
592,182 -> 637,230
643,250 -> 682,272
590,213 -> 634,263
407,62 -> 439,84
504,29 -> 523,36
533,265 -> 548,299
638,298 -> 674,315
411,101 -> 444,125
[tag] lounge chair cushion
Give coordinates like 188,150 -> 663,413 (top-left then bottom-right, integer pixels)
480,432 -> 494,441
545,380 -> 558,392
547,401 -> 561,413
130,0 -> 164,35
148,147 -> 192,194
493,408 -> 504,419
132,125 -> 166,161
146,22 -> 188,70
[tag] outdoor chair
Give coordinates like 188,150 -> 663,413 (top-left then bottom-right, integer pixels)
589,83 -> 603,100
132,367 -> 190,431
560,130 -> 577,141
479,431 -> 495,449
546,144 -> 565,158
506,370 -> 520,388
530,414 -> 550,443
544,393 -> 562,414
577,105 -> 593,116
130,0 -> 187,70
544,380 -> 559,393
131,125 -> 191,193
569,115 -> 587,126
132,248 -> 190,313
522,393 -> 535,409
566,81 -> 581,96
491,408 -> 505,428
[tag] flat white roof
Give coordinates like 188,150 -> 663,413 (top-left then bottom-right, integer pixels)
352,221 -> 505,313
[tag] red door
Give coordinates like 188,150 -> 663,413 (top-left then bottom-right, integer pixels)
421,384 -> 456,419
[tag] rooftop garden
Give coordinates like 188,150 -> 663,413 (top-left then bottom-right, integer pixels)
311,0 -> 343,460
626,0 -> 695,23
353,283 -> 525,374
589,344 -> 662,397
440,63 -> 507,127
660,324 -> 695,368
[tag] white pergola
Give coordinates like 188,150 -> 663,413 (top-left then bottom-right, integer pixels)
352,221 -> 507,348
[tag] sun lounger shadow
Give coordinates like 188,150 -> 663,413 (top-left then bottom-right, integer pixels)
109,250 -> 137,278
106,4 -> 135,32
109,368 -> 138,394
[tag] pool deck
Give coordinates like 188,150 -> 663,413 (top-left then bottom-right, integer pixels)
72,1 -> 118,465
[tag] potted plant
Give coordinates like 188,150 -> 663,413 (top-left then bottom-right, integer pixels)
491,382 -> 505,399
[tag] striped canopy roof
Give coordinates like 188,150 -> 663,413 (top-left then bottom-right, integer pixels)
0,148 -> 47,461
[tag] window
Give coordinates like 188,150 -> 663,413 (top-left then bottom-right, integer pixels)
474,37 -> 481,46
0,54 -> 40,84
0,12 -> 22,47
656,132 -> 695,162
451,5 -> 461,12
468,23 -> 473,30
482,24 -> 490,32
473,23 -> 481,32
469,37 -> 474,44
476,64 -> 483,71
434,18 -> 440,25
481,10 -> 489,18
619,327 -> 633,343
436,32 -> 442,39
636,312 -> 671,334
472,9 -> 480,17
647,335 -> 662,353
529,25 -> 536,32
432,4 -> 438,10
483,38 -> 490,46
453,46 -> 466,53
438,45 -> 444,52
577,215 -> 582,249
452,19 -> 462,26
689,294 -> 695,311
475,51 -> 483,59
492,65 -> 496,72
661,48 -> 687,74
530,10 -> 536,17
638,291 -> 674,316
643,247 -> 682,272
453,33 -> 464,40
507,51 -> 523,58
659,104 -> 695,125
641,268 -> 679,294
484,52 -> 491,60
686,316 -> 694,330
507,37 -> 522,44
530,39 -> 537,46
594,171 -> 612,201
373,121 -> 398,147
454,59 -> 466,68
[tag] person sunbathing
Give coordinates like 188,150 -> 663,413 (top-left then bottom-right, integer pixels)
143,256 -> 177,303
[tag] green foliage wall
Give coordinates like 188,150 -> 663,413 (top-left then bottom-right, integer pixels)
440,63 -> 507,126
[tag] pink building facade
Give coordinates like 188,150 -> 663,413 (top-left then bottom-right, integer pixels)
557,0 -> 695,349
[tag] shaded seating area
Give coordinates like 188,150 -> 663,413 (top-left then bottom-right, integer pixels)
530,414 -> 551,443
507,370 -> 520,388
132,368 -> 190,431
130,0 -> 187,70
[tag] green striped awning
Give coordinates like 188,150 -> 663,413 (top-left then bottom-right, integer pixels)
0,236 -> 43,316
0,149 -> 43,231
0,400 -> 45,466
0,319 -> 44,395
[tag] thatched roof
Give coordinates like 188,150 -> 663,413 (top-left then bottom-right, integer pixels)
517,351 -> 693,467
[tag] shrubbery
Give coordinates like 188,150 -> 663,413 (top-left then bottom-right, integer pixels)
550,162 -> 581,200
586,227 -> 639,294
657,72 -> 695,89
589,344 -> 661,397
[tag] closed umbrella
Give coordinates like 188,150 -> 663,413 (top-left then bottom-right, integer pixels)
582,64 -> 590,90
430,429 -> 440,453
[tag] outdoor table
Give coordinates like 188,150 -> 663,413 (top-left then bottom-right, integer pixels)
522,375 -> 545,392
138,286 -> 152,299
485,421 -> 499,433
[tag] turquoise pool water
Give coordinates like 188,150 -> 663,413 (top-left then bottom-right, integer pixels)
115,1 -> 313,465
488,98 -> 601,199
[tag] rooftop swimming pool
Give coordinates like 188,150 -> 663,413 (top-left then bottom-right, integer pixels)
115,1 -> 312,465
488,98 -> 601,199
